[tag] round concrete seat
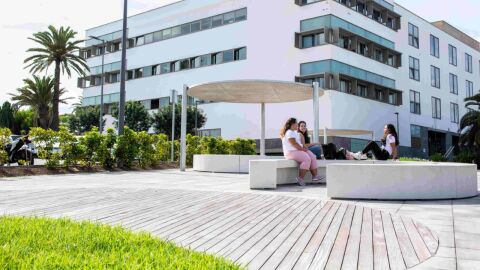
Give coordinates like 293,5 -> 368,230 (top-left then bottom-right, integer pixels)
327,162 -> 478,200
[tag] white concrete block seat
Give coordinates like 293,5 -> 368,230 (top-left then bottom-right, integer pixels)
193,154 -> 282,173
249,159 -> 376,189
327,162 -> 478,200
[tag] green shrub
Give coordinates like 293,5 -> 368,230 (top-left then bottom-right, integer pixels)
453,150 -> 475,164
137,132 -> 156,168
98,128 -> 117,169
115,127 -> 139,168
80,128 -> 103,167
58,126 -> 85,167
29,128 -> 60,168
399,157 -> 427,162
186,134 -> 201,166
430,153 -> 447,162
154,134 -> 171,162
0,128 -> 11,165
228,138 -> 256,155
200,137 -> 229,155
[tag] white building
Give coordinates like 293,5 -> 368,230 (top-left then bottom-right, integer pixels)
79,0 -> 480,158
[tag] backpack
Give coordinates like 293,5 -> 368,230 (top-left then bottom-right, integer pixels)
321,143 -> 337,160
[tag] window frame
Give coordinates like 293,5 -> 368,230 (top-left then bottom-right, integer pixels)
410,90 -> 421,115
430,34 -> 439,58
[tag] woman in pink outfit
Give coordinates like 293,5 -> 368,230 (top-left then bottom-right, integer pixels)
280,118 -> 323,186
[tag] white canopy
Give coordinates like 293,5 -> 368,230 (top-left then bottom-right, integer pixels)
179,80 -> 323,171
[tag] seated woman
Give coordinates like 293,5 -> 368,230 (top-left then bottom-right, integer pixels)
297,121 -> 322,159
354,124 -> 399,160
280,118 -> 323,186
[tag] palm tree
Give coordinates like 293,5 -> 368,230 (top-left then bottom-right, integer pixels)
10,76 -> 69,129
459,93 -> 480,164
24,25 -> 89,131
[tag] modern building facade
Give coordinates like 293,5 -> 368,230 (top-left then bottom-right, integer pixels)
79,0 -> 480,158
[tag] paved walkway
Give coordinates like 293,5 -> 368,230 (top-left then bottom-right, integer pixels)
0,170 -> 479,269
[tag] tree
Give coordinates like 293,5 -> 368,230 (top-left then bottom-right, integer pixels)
0,102 -> 15,129
24,25 -> 88,131
152,104 -> 206,139
67,106 -> 102,135
10,76 -> 69,129
112,101 -> 151,132
12,109 -> 34,135
459,93 -> 480,165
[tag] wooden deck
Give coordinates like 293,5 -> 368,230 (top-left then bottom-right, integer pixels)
0,188 -> 439,269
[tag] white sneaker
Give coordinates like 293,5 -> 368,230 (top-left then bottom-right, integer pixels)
312,175 -> 326,183
353,152 -> 368,160
296,177 -> 306,187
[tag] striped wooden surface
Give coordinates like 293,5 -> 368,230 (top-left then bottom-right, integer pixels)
0,188 -> 438,269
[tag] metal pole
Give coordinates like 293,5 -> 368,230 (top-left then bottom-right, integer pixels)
99,40 -> 105,133
170,90 -> 176,162
180,85 -> 188,171
313,82 -> 320,144
395,112 -> 399,141
324,127 -> 328,145
194,100 -> 198,136
118,0 -> 128,135
260,103 -> 265,156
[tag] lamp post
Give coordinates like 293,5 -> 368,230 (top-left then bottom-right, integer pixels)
89,36 -> 105,133
394,112 -> 400,141
194,100 -> 199,135
170,90 -> 177,162
118,0 -> 128,135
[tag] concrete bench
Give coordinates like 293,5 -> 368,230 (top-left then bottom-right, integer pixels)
249,159 -> 378,189
327,163 -> 478,200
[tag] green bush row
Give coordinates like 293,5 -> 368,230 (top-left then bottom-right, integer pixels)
22,127 -> 256,169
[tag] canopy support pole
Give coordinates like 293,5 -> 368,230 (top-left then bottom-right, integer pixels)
324,127 -> 328,145
180,84 -> 188,171
260,102 -> 266,156
313,82 -> 320,144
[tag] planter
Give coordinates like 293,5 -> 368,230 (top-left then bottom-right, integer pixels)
193,154 -> 281,173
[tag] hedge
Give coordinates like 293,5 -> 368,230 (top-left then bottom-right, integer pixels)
10,127 -> 256,168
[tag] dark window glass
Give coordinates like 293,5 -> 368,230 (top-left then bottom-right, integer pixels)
153,31 -> 162,42
151,99 -> 160,110
223,50 -> 234,62
234,47 -> 246,60
180,59 -> 190,70
191,21 -> 201,32
181,24 -> 191,35
235,8 -> 247,21
211,15 -> 223,27
144,33 -> 153,44
223,12 -> 235,24
160,63 -> 170,74
201,18 -> 212,30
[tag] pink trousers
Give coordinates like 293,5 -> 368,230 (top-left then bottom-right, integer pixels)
285,150 -> 317,170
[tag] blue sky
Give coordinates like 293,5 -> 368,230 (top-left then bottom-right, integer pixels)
0,0 -> 478,113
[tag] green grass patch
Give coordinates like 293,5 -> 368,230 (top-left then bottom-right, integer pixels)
399,157 -> 428,162
0,216 -> 243,270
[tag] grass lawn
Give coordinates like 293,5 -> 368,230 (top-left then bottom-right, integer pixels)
0,216 -> 243,270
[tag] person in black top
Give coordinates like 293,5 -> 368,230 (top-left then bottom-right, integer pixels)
297,121 -> 322,159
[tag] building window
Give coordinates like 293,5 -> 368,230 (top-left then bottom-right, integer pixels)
432,97 -> 441,119
388,93 -> 396,105
358,42 -> 368,56
466,80 -> 474,97
374,48 -> 383,62
211,52 -> 223,64
234,47 -> 247,60
409,57 -> 420,81
448,44 -> 457,66
235,8 -> 247,21
211,15 -> 223,27
223,50 -> 234,63
410,90 -> 421,114
431,66 -> 440,88
449,73 -> 458,95
357,84 -> 367,97
150,99 -> 160,110
408,23 -> 419,48
135,36 -> 145,46
450,103 -> 459,124
180,23 -> 191,35
160,63 -> 171,74
411,125 -> 422,149
223,11 -> 235,24
134,68 -> 143,79
180,59 -> 190,70
191,21 -> 201,32
430,35 -> 439,58
302,33 -> 324,48
200,54 -> 211,67
375,89 -> 384,101
465,53 -> 473,73
339,79 -> 350,93
201,18 -> 212,30
127,70 -> 134,80
144,33 -> 153,44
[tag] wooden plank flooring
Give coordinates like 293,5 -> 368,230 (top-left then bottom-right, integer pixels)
0,188 -> 439,270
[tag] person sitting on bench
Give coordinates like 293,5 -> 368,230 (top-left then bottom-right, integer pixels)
280,117 -> 323,186
353,124 -> 399,161
297,121 -> 322,159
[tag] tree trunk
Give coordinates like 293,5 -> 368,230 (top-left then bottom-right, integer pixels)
38,106 -> 50,129
50,61 -> 61,131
